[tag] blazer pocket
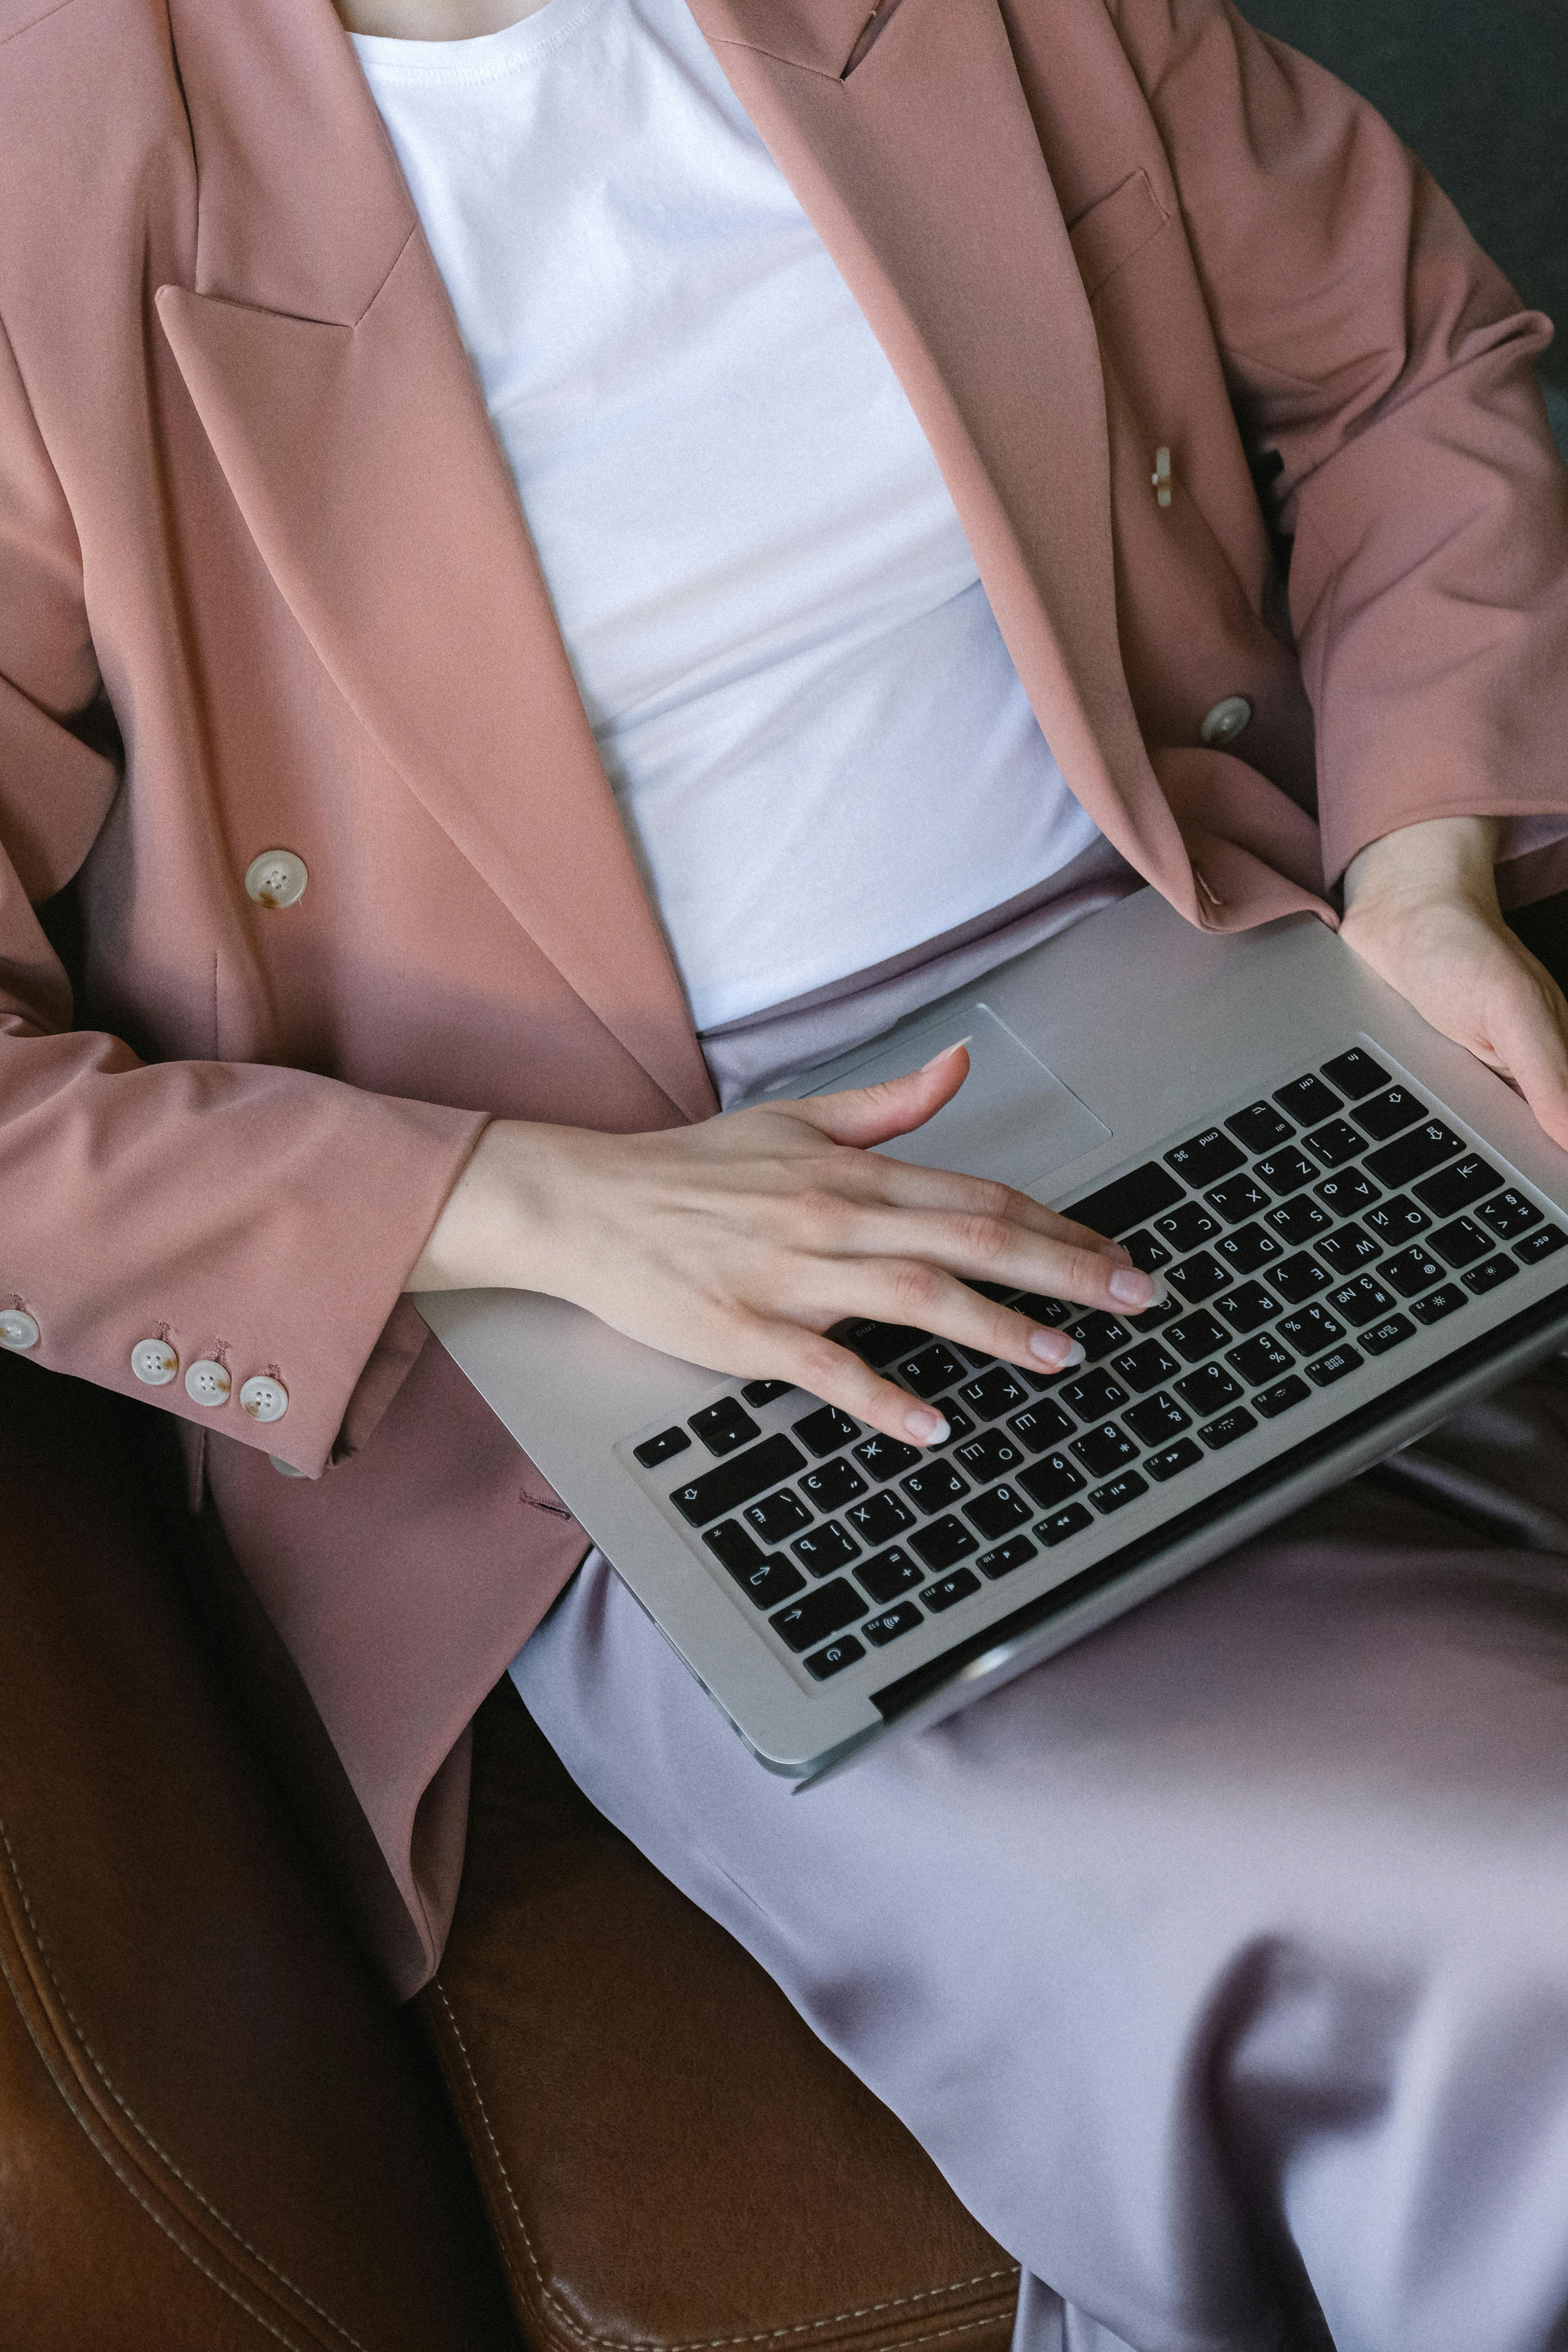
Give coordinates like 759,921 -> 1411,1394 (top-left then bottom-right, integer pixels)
1067,169 -> 1171,303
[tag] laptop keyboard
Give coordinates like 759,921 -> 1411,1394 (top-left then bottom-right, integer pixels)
628,1045 -> 1567,1686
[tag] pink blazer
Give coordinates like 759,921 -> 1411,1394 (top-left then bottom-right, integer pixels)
2,0 -> 1565,1991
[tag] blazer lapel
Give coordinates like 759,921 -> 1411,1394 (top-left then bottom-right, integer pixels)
687,0 -> 1202,918
159,0 -> 718,1124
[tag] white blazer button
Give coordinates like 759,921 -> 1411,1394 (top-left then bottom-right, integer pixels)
0,1309 -> 40,1352
239,1374 -> 289,1424
244,850 -> 308,910
1199,696 -> 1253,747
130,1337 -> 180,1386
184,1358 -> 232,1407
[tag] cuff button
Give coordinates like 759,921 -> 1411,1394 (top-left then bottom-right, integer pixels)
131,1337 -> 180,1386
185,1358 -> 232,1408
0,1309 -> 40,1352
240,1374 -> 289,1424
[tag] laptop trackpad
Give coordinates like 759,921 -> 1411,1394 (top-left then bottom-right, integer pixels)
805,1003 -> 1110,1191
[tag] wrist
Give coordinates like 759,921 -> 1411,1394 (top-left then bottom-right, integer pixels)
404,1119 -> 577,1293
1342,815 -> 1501,920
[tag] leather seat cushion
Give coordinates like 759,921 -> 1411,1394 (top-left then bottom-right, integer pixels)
424,1678 -> 1020,2352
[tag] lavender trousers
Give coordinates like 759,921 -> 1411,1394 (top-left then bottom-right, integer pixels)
512,1364 -> 1568,2352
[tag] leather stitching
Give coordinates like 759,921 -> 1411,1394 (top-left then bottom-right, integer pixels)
0,1934 -> 311,2351
0,1813 -> 369,2352
432,1986 -> 1020,2352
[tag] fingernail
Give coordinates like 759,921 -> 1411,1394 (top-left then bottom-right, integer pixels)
1028,1331 -> 1086,1370
1109,1267 -> 1159,1308
920,1037 -> 972,1071
905,1406 -> 950,1445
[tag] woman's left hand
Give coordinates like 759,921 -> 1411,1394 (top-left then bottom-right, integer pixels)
1339,816 -> 1568,1152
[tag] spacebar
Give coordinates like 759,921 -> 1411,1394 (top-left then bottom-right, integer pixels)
668,1433 -> 808,1527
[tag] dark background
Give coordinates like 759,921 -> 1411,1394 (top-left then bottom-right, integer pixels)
1245,0 -> 1567,435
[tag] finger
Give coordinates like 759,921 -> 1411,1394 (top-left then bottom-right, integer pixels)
825,1240 -> 1162,1361
1484,957 -> 1568,1150
793,1041 -> 972,1149
759,1322 -> 962,1449
847,1156 -> 1134,1262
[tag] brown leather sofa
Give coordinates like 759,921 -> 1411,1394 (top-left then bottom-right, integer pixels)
0,1344 -> 1018,2352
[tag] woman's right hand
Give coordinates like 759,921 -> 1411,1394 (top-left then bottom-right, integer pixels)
404,1043 -> 1164,1447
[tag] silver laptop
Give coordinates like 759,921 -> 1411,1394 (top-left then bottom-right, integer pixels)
419,888 -> 1568,1783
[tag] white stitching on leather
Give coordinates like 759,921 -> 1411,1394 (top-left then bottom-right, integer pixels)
0,1935 -> 311,2352
0,1814 -> 369,2352
432,1985 -> 1020,2352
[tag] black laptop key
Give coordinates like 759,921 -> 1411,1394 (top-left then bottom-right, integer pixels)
1276,1303 -> 1345,1353
1176,1363 -> 1242,1414
1477,1189 -> 1542,1242
690,1398 -> 763,1455
1255,1374 -> 1311,1419
1363,1193 -> 1430,1243
836,1319 -> 926,1367
1060,1368 -> 1129,1419
1198,1407 -> 1257,1449
1090,1471 -> 1149,1513
1432,1215 -> 1491,1271
1165,1128 -> 1246,1187
704,1519 -> 767,1575
925,1566 -> 982,1612
1167,1309 -> 1231,1361
1268,1251 -> 1334,1305
635,1425 -> 691,1469
863,1601 -> 923,1648
960,1367 -> 1032,1419
1169,1251 -> 1233,1303
724,1551 -> 806,1609
1039,1502 -> 1095,1544
851,1433 -> 922,1482
1073,1312 -> 1136,1360
911,1516 -> 980,1573
1462,1253 -> 1521,1295
772,1579 -> 866,1653
790,1520 -> 861,1575
1254,1148 -> 1317,1196
1415,1155 -> 1503,1219
1265,1196 -> 1332,1248
1214,1283 -> 1277,1335
1320,1047 -> 1392,1101
1516,1223 -> 1568,1265
1303,1117 -> 1366,1170
1216,1221 -> 1283,1274
1226,1101 -> 1295,1153
978,1535 -> 1037,1579
901,1462 -> 970,1514
1122,1392 -> 1191,1447
804,1634 -> 865,1680
1008,1403 -> 1076,1452
1381,1245 -> 1446,1298
800,1458 -> 867,1513
1155,1202 -> 1221,1252
1315,1222 -> 1380,1277
1019,1454 -> 1087,1511
1314,1168 -> 1381,1214
845,1491 -> 914,1546
1352,1084 -> 1426,1142
1064,1162 -> 1185,1240
965,1483 -> 1033,1540
744,1487 -> 813,1542
1147,1437 -> 1203,1480
1072,1422 -> 1138,1478
1306,1345 -> 1362,1386
1112,1338 -> 1181,1393
1226,1332 -> 1294,1385
1327,1273 -> 1398,1328
792,1404 -> 861,1458
898,1344 -> 966,1399
741,1378 -> 795,1407
1362,1314 -> 1415,1356
671,1434 -> 809,1526
1122,1227 -> 1173,1272
1274,1073 -> 1342,1124
856,1545 -> 924,1602
955,1429 -> 1026,1483
1013,1292 -> 1073,1327
939,1404 -> 978,1441
1410,1283 -> 1467,1325
1206,1174 -> 1272,1225
1364,1121 -> 1465,1189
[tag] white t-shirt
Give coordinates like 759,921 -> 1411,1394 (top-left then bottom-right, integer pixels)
352,0 -> 1101,1030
